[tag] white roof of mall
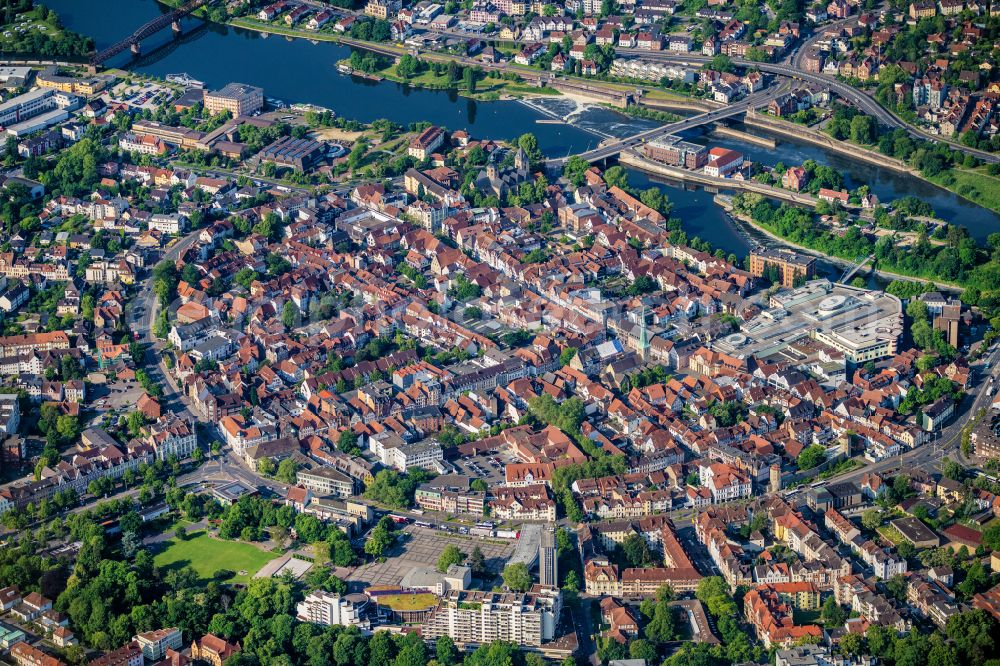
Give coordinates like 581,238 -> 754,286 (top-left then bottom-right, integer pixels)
712,279 -> 903,360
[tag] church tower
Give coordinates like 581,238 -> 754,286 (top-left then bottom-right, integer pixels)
514,146 -> 529,172
638,306 -> 650,363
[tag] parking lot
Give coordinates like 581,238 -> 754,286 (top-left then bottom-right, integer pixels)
86,378 -> 148,421
347,525 -> 515,588
109,81 -> 178,111
452,453 -> 509,486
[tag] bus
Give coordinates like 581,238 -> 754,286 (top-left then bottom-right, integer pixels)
415,520 -> 432,528
388,515 -> 410,525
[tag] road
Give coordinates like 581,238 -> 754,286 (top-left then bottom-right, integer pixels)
129,230 -> 291,496
787,16 -> 859,69
827,341 -> 1000,488
548,85 -> 786,165
614,48 -> 1000,164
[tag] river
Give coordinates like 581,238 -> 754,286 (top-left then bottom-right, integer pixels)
45,0 -> 1000,257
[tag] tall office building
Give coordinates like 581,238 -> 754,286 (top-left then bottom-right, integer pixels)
539,528 -> 558,587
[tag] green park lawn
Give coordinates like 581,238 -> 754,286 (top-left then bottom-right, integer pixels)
928,166 -> 1000,215
153,529 -> 278,584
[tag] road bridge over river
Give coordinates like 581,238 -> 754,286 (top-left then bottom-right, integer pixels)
614,49 -> 1000,165
546,87 -> 783,167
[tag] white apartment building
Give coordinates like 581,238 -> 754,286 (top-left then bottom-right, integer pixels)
148,213 -> 188,235
369,435 -> 443,472
296,591 -> 369,629
422,587 -> 562,648
133,628 -> 184,661
296,467 -> 354,497
0,393 -> 20,435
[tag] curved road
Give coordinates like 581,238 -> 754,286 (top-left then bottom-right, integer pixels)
615,48 -> 999,164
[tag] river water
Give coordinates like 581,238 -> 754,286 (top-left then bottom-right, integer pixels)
46,0 -> 1000,257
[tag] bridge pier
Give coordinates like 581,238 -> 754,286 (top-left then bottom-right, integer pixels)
131,42 -> 141,56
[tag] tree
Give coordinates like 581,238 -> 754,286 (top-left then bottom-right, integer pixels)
563,155 -> 592,186
629,639 -> 657,662
282,301 -> 298,329
175,525 -> 187,540
886,573 -> 908,601
337,429 -> 358,452
470,478 -> 488,492
234,268 -> 258,290
696,577 -> 737,618
821,595 -> 846,628
517,133 -> 542,166
437,545 -> 465,572
861,509 -> 883,531
983,521 -> 1000,551
502,562 -> 532,592
120,531 -> 142,558
396,54 -> 421,78
126,410 -> 146,437
468,546 -> 487,576
849,115 -> 878,145
945,609 -> 998,665
181,263 -> 200,286
643,592 -> 678,643
942,457 -> 964,481
840,632 -> 864,657
709,54 -> 734,72
797,445 -> 826,470
257,458 -> 275,477
365,524 -> 394,558
276,459 -> 298,484
436,636 -> 458,666
604,165 -> 628,190
559,347 -> 578,366
866,625 -> 896,660
619,533 -> 655,567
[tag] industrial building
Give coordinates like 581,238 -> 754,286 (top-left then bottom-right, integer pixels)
0,88 -> 80,137
259,135 -> 325,171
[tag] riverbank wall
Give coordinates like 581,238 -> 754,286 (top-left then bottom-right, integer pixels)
619,151 -> 821,208
710,123 -> 776,148
637,96 -> 717,114
744,111 -> 915,174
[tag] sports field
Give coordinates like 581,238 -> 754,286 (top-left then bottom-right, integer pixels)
154,528 -> 278,583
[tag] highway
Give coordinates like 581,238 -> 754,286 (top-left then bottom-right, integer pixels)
614,48 -> 1000,164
